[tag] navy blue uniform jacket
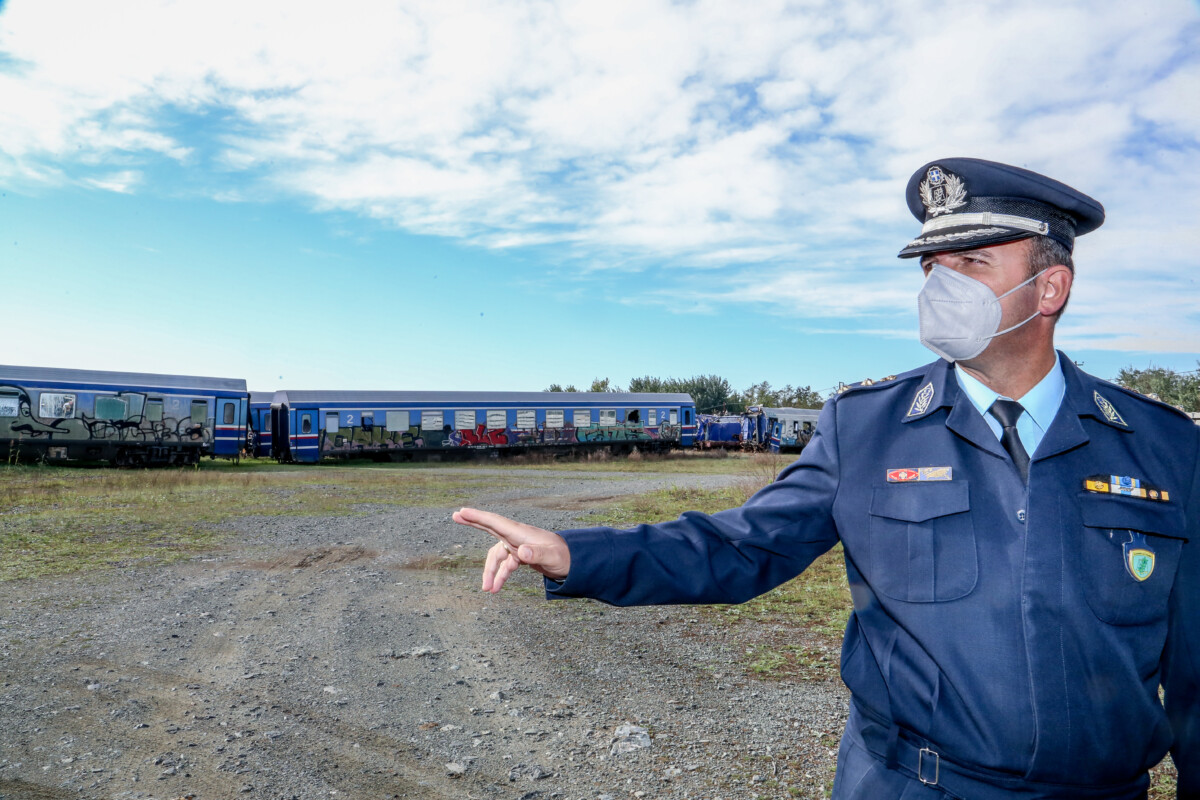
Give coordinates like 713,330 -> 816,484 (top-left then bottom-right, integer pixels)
547,356 -> 1200,795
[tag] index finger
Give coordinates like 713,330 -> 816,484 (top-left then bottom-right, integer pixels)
452,508 -> 518,553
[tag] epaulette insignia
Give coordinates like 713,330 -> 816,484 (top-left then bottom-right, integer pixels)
837,385 -> 850,395
861,378 -> 875,387
907,382 -> 935,417
882,375 -> 897,382
1094,391 -> 1127,426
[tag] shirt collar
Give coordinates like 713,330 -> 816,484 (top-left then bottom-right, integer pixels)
954,351 -> 1065,431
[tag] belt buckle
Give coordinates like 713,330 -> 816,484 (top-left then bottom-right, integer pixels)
918,747 -> 940,786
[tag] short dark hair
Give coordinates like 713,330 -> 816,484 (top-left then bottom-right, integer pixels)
1026,235 -> 1074,318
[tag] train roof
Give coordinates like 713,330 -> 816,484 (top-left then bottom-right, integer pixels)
249,391 -> 276,404
272,390 -> 694,405
0,364 -> 247,393
752,406 -> 822,421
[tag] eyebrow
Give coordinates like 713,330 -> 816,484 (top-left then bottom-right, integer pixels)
921,249 -> 994,267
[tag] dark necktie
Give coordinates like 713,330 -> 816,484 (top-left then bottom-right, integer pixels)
989,399 -> 1029,483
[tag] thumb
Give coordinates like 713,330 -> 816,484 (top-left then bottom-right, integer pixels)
517,544 -> 538,563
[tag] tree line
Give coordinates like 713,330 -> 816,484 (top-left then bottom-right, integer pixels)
544,363 -> 1200,415
1116,363 -> 1200,412
545,375 -> 824,413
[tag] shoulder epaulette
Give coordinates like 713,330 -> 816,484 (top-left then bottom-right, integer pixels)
836,372 -> 915,396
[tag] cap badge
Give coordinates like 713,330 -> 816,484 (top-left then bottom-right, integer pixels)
919,165 -> 967,217
907,382 -> 935,417
1093,391 -> 1127,427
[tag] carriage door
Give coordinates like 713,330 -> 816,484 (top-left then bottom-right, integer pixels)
291,408 -> 318,462
214,396 -> 245,458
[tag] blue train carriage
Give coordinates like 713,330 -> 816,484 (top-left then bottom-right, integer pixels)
269,390 -> 697,463
0,364 -> 248,466
248,391 -> 276,458
760,406 -> 821,453
695,414 -> 745,448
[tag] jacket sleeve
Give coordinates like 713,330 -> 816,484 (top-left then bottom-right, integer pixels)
1163,425 -> 1200,799
545,398 -> 843,606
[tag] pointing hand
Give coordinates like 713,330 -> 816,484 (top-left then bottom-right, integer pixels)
452,507 -> 571,593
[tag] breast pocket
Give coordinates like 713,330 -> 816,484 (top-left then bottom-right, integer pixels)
868,481 -> 976,603
1078,495 -> 1186,626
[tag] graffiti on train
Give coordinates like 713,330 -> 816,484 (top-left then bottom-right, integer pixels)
319,422 -> 680,454
0,385 -> 212,446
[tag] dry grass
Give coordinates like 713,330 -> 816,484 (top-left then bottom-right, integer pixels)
485,447 -> 762,474
0,463 -> 506,581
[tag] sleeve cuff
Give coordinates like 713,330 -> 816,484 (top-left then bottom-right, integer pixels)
543,526 -> 616,600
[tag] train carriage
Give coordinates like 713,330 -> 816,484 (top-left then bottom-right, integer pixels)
0,365 -> 248,466
269,390 -> 697,463
762,406 -> 821,453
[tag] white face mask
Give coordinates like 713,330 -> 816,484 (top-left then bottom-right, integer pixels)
917,264 -> 1046,362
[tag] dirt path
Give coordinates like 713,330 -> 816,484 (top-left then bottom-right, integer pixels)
0,469 -> 847,799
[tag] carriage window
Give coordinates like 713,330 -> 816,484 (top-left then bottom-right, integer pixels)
648,409 -> 657,426
95,395 -> 128,421
545,409 -> 564,428
486,410 -> 507,430
573,409 -> 591,427
0,396 -> 18,417
669,409 -> 679,425
326,413 -> 341,432
599,409 -> 617,427
145,400 -> 163,422
223,402 -> 236,425
516,409 -> 536,429
626,409 -> 640,424
125,394 -> 144,419
39,392 -> 76,418
386,410 -> 410,431
454,410 -> 475,429
420,411 -> 443,430
361,412 -> 374,431
301,413 -> 312,434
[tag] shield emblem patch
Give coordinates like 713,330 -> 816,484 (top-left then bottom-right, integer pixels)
1124,546 -> 1156,582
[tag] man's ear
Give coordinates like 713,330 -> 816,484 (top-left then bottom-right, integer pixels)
1040,265 -> 1073,316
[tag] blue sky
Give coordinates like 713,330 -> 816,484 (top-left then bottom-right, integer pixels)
2,0 -> 1198,398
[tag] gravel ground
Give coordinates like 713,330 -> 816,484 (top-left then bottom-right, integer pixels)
0,467 -> 848,800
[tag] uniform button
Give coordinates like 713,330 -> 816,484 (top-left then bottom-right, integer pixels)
1017,509 -> 1027,523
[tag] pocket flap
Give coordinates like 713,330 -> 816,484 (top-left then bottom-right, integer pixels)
870,480 -> 970,523
1079,493 -> 1188,540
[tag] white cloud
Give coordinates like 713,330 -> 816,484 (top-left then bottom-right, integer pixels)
83,170 -> 141,193
0,0 -> 1198,351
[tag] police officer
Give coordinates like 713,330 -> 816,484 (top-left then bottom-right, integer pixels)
453,158 -> 1199,799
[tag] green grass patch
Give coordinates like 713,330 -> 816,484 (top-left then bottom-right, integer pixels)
585,479 -> 851,682
586,484 -> 761,528
745,643 -> 839,682
0,463 -> 508,582
710,545 -> 851,640
584,480 -> 850,640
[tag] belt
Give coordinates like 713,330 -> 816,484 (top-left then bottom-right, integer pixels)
847,701 -> 1149,800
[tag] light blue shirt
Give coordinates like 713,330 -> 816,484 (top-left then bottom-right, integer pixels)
954,352 -> 1066,457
